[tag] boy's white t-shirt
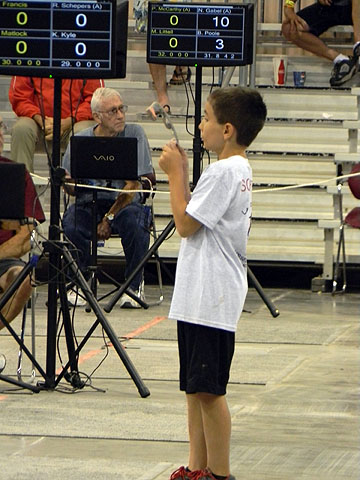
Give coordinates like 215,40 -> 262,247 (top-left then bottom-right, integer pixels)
168,155 -> 252,333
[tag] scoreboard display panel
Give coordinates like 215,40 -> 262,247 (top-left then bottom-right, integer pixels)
147,2 -> 254,67
0,0 -> 118,78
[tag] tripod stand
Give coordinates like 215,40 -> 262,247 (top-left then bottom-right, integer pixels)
41,78 -> 149,397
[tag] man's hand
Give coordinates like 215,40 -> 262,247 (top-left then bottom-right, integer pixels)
43,116 -> 54,139
283,7 -> 309,33
43,117 -> 72,140
63,173 -> 76,196
97,218 -> 112,240
0,220 -> 21,231
318,0 -> 332,6
60,117 -> 72,137
0,224 -> 33,259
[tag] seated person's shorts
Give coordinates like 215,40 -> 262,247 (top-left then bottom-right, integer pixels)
177,320 -> 235,396
297,2 -> 352,37
0,258 -> 26,294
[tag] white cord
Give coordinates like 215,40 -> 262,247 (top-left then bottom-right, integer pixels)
31,171 -> 360,196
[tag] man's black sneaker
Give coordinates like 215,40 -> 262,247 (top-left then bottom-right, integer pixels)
330,57 -> 358,86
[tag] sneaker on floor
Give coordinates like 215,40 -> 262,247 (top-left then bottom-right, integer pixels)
170,466 -> 193,479
119,281 -> 145,309
67,289 -> 86,307
353,43 -> 360,68
118,291 -> 141,309
190,470 -> 236,480
0,354 -> 6,374
330,57 -> 358,86
354,43 -> 360,59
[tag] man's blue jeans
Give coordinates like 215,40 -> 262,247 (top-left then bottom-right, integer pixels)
62,200 -> 151,291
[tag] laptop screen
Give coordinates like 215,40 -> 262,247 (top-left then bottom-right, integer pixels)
0,162 -> 25,219
70,136 -> 138,180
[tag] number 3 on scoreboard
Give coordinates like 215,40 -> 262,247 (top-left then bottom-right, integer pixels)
215,39 -> 224,50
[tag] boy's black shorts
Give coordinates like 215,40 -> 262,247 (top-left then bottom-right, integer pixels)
177,320 -> 235,396
297,2 -> 352,37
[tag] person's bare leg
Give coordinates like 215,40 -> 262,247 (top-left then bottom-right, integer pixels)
186,393 -> 207,471
0,267 -> 32,329
148,63 -> 170,107
282,25 -> 339,61
352,0 -> 360,44
198,392 -> 231,477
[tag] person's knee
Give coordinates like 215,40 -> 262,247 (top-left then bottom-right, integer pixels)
12,118 -> 38,142
63,220 -> 76,240
1,267 -> 32,300
3,266 -> 23,288
115,207 -> 142,233
281,22 -> 296,41
62,210 -> 77,237
196,392 -> 221,405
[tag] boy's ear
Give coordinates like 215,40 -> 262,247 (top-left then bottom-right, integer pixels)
223,122 -> 235,140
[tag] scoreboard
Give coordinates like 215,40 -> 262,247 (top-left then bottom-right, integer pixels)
0,0 -> 117,78
146,2 -> 254,67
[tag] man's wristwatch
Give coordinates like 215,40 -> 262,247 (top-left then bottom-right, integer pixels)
104,212 -> 114,223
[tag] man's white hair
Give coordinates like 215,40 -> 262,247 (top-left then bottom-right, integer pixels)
91,87 -> 122,113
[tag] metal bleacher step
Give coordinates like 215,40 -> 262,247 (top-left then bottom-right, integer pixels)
1,28 -> 360,269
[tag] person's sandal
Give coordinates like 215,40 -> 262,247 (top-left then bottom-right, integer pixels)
162,104 -> 171,114
146,103 -> 171,120
169,67 -> 191,85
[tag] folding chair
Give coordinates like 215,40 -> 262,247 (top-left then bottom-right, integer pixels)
332,163 -> 360,294
86,172 -> 164,309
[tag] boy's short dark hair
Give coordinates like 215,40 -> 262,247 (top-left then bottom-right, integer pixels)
208,87 -> 267,147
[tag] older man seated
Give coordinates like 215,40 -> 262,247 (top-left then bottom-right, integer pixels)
62,87 -> 154,308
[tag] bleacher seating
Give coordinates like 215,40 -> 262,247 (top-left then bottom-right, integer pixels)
1,6 -> 359,291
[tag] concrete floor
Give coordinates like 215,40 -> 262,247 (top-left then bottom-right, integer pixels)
0,283 -> 359,480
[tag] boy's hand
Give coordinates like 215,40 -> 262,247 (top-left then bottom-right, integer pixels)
159,140 -> 187,176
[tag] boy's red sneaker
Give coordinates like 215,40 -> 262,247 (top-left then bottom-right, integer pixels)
170,466 -> 192,479
190,469 -> 236,480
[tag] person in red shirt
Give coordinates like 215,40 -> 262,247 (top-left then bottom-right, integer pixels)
8,77 -> 104,172
0,115 -> 45,373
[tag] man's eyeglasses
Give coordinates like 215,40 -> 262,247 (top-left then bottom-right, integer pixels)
0,121 -> 7,132
99,105 -> 128,117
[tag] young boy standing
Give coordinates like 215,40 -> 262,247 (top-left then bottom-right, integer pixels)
159,87 -> 267,480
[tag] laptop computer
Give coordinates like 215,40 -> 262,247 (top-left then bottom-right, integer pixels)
0,162 -> 25,219
70,136 -> 138,180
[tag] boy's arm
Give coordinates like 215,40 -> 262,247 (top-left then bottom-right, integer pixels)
159,141 -> 201,238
